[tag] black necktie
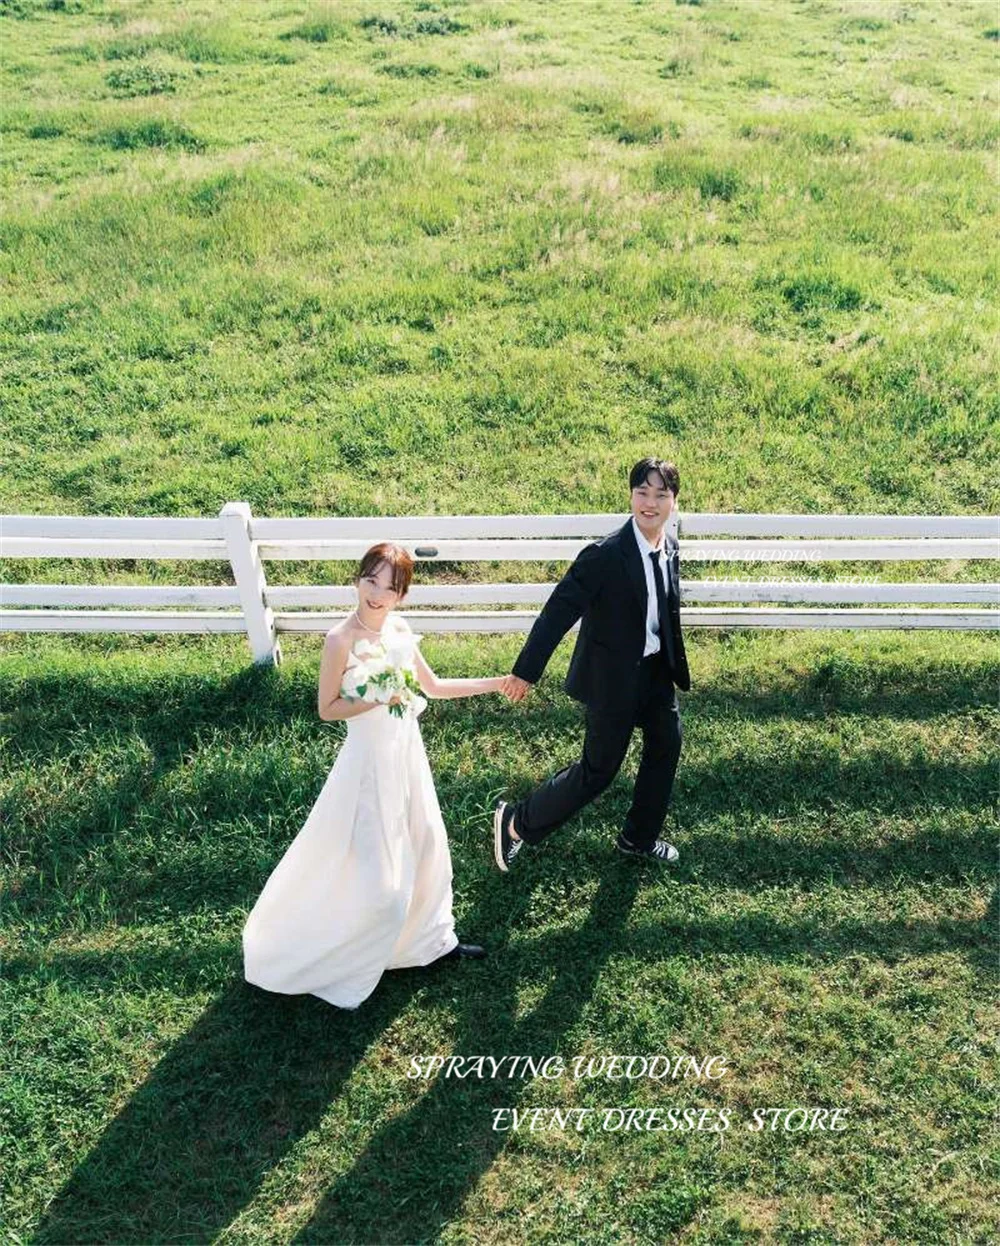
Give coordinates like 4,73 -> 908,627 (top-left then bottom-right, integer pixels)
649,550 -> 677,672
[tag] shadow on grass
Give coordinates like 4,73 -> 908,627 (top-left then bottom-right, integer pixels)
28,867 -> 541,1244
13,740 -> 986,930
21,874 -> 996,1242
4,664 -> 316,920
7,888 -> 995,997
5,658 -> 996,929
289,883 -> 998,1243
32,866 -> 646,1244
673,820 -> 997,887
3,662 -> 310,767
523,903 -> 1000,985
7,649 -> 994,764
291,864 -> 647,1244
31,979 -> 397,1244
13,654 -> 999,1240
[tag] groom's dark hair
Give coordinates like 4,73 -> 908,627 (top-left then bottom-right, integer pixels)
629,457 -> 679,497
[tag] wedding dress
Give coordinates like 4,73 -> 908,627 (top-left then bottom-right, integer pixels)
242,616 -> 458,1008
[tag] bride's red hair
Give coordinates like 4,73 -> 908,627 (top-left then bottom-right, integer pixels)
357,542 -> 415,596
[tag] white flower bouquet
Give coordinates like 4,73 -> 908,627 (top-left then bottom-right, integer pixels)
340,637 -> 427,718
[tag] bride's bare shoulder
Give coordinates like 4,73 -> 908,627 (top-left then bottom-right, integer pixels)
324,618 -> 357,652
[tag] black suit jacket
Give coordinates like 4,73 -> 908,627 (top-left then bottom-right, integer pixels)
512,520 -> 691,713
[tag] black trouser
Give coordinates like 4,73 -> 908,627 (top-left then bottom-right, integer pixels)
513,654 -> 682,850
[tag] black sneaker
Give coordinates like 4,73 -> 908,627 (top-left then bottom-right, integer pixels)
394,942 -> 487,972
439,941 -> 487,961
493,800 -> 523,873
615,832 -> 679,864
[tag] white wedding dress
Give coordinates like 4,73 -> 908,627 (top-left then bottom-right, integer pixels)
242,615 -> 459,1009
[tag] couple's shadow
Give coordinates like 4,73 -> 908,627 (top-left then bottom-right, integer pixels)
34,865 -> 644,1245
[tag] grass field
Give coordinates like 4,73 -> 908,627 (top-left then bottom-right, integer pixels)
2,0 -> 998,1242
1,0 -> 997,519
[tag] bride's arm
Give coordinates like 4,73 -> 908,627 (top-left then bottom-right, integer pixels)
318,631 -> 381,721
413,649 -> 506,700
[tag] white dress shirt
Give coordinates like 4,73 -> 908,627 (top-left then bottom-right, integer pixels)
631,517 -> 669,658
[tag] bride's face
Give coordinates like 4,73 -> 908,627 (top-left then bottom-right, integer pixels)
358,562 -> 403,618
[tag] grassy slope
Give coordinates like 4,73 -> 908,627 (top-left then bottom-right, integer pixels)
1,1 -> 998,1242
1,0 -> 997,519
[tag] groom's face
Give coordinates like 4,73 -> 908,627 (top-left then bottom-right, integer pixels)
630,471 -> 675,539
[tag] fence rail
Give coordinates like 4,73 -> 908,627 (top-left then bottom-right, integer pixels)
2,507 -> 997,664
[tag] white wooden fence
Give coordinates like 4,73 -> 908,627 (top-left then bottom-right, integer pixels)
1,506 -> 997,665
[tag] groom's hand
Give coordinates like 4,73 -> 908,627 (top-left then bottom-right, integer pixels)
502,675 -> 532,702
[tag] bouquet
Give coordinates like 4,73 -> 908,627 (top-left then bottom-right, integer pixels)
340,637 -> 427,718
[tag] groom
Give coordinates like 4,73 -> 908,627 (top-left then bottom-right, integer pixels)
493,457 -> 689,871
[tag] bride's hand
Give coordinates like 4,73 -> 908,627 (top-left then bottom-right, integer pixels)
501,674 -> 532,702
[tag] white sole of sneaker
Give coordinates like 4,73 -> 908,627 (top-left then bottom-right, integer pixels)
617,840 -> 679,863
493,801 -> 508,873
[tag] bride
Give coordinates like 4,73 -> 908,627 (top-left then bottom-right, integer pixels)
243,542 -> 506,1010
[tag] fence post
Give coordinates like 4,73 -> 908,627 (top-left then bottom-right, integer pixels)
220,501 -> 281,666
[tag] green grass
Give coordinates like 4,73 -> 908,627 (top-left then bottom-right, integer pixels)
2,629 -> 997,1243
1,0 -> 999,1241
0,0 -> 997,519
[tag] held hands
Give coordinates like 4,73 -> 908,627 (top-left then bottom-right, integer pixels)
500,674 -> 533,703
